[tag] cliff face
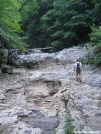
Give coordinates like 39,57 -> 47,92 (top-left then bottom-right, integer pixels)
0,47 -> 101,134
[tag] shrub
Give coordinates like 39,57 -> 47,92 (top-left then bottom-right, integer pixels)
94,53 -> 101,66
64,110 -> 74,134
83,26 -> 101,66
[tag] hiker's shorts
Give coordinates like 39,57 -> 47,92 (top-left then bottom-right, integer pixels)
76,69 -> 81,75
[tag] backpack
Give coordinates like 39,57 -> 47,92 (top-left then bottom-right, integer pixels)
76,62 -> 80,70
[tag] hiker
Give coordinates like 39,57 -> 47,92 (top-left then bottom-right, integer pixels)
74,59 -> 82,82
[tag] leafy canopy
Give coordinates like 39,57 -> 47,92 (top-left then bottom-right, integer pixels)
0,0 -> 27,50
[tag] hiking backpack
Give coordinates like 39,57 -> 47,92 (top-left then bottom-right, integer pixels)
76,62 -> 80,70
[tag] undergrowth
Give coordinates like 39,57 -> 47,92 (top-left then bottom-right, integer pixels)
64,110 -> 74,134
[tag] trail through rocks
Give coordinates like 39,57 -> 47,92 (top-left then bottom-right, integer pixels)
0,47 -> 101,134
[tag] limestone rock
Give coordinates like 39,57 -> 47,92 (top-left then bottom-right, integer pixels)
0,47 -> 101,134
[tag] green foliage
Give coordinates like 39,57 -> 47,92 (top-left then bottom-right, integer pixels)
51,31 -> 65,38
54,129 -> 58,134
64,110 -> 74,134
94,43 -> 101,55
21,0 -> 52,48
18,0 -> 101,53
51,41 -> 62,51
63,32 -> 76,39
94,53 -> 101,66
19,0 -> 38,21
0,0 -> 26,50
1,0 -> 101,51
88,26 -> 101,66
90,26 -> 101,46
82,26 -> 101,66
37,0 -> 95,50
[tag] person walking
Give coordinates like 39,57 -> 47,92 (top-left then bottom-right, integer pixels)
74,59 -> 82,82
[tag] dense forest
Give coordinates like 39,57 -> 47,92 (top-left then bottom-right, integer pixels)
0,0 -> 101,65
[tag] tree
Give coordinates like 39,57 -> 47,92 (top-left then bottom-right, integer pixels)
21,0 -> 101,52
40,0 -> 93,50
0,0 -> 26,50
21,0 -> 54,48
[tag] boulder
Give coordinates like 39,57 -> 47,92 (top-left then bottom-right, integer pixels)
2,66 -> 13,74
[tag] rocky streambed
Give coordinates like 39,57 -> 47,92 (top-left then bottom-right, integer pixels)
0,47 -> 101,134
